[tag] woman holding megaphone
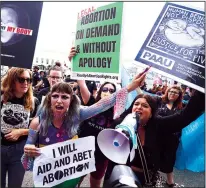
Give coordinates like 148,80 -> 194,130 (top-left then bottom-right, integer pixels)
68,47 -> 147,188
103,88 -> 204,187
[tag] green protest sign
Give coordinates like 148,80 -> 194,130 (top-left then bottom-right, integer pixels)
72,2 -> 123,82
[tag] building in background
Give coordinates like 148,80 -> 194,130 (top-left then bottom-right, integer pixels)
32,50 -> 71,73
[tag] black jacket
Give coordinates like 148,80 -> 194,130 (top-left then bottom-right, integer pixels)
130,91 -> 205,171
37,87 -> 50,103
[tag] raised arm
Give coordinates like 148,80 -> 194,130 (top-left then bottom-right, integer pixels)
68,46 -> 149,121
68,47 -> 91,104
80,72 -> 148,121
77,80 -> 91,105
21,117 -> 41,171
157,91 -> 205,133
79,87 -> 128,121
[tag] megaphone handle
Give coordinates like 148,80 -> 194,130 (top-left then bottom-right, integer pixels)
104,160 -> 117,181
103,138 -> 134,180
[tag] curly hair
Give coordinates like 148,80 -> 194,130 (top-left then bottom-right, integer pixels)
37,82 -> 81,138
162,85 -> 183,109
1,67 -> 34,111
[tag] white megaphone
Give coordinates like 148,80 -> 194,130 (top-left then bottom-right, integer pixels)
97,113 -> 139,164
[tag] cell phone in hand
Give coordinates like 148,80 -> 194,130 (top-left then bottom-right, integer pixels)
140,65 -> 152,75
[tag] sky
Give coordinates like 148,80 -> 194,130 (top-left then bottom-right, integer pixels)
34,2 -> 204,65
34,2 -> 111,61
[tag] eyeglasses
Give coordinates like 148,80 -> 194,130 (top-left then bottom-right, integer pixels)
16,77 -> 32,84
102,87 -> 115,94
49,76 -> 62,80
168,91 -> 179,95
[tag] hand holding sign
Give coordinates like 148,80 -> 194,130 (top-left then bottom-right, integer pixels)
24,144 -> 41,157
33,136 -> 96,187
68,47 -> 77,62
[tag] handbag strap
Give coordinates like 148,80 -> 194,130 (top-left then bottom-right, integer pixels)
36,116 -> 40,148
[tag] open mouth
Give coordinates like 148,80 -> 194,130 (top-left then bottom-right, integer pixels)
55,106 -> 64,110
136,112 -> 142,116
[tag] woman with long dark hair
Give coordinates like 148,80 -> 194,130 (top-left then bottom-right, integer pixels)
104,90 -> 204,187
78,81 -> 118,187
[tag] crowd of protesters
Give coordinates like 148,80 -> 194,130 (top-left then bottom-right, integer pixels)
1,53 -> 204,188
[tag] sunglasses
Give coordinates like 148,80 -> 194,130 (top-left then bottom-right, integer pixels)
17,77 -> 32,84
102,87 -> 115,94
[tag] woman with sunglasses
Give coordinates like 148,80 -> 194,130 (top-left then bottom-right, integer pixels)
21,71 -> 147,188
103,89 -> 204,187
68,47 -> 144,188
78,81 -> 117,188
1,67 -> 40,188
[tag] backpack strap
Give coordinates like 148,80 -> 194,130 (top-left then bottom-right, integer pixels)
36,115 -> 41,148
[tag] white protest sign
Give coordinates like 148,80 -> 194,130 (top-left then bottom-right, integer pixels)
33,136 -> 96,187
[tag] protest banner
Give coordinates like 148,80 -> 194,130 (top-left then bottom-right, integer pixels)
1,2 -> 43,69
72,2 -> 124,82
135,3 -> 205,93
33,136 -> 96,187
175,113 -> 205,172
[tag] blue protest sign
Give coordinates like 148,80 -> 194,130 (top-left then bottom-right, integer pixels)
175,113 -> 205,172
135,3 -> 205,93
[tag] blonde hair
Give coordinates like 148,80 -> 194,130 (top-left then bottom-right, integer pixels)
1,67 -> 34,111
